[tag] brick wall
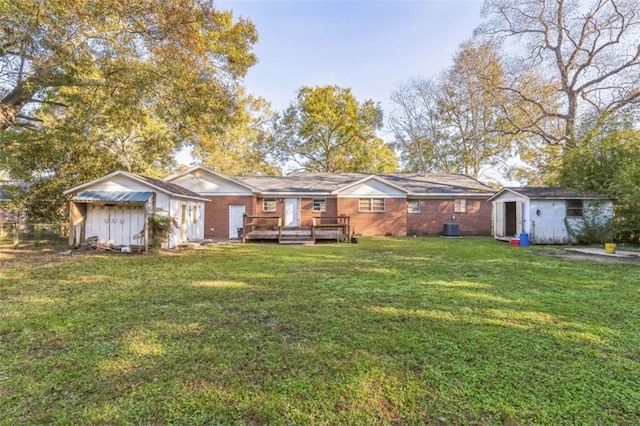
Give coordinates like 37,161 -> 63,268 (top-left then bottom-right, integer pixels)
406,198 -> 492,236
204,195 -> 492,239
204,195 -> 254,240
338,198 -> 407,236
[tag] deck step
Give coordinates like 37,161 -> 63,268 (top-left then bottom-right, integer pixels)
279,238 -> 315,245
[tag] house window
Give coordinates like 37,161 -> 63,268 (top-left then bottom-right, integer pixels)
359,198 -> 385,212
566,200 -> 583,217
313,199 -> 326,212
408,199 -> 420,213
263,198 -> 277,212
454,199 -> 467,213
181,204 -> 187,224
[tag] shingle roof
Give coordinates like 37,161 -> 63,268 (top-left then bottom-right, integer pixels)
137,174 -> 205,199
502,187 -> 608,199
234,173 -> 494,195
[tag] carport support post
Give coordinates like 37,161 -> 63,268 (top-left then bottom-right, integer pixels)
144,208 -> 149,253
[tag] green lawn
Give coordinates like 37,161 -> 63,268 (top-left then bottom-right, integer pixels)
1,238 -> 639,425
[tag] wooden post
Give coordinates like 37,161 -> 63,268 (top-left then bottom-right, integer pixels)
144,207 -> 149,253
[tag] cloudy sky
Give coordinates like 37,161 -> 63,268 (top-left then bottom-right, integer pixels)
218,0 -> 485,132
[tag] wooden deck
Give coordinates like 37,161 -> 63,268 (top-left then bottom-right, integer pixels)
241,215 -> 350,244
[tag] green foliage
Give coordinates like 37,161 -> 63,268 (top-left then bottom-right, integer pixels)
564,208 -> 615,244
147,214 -> 172,250
273,85 -> 397,173
559,120 -> 640,242
1,237 -> 639,424
0,0 -> 259,219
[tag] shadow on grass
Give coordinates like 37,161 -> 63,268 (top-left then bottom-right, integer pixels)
1,237 -> 639,424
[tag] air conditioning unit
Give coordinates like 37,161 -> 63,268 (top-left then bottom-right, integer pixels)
443,223 -> 460,237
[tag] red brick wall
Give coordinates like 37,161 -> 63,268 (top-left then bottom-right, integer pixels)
204,195 -> 492,239
204,195 -> 254,239
300,197 -> 338,226
338,198 -> 407,236
406,198 -> 492,236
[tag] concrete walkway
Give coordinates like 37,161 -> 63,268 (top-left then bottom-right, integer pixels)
566,247 -> 640,258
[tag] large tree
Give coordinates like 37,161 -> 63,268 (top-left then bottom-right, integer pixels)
476,0 -> 640,147
0,0 -> 259,221
390,42 -> 511,179
273,85 -> 397,173
0,0 -> 257,131
189,90 -> 281,176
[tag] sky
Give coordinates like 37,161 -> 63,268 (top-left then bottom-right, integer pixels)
217,0 -> 485,134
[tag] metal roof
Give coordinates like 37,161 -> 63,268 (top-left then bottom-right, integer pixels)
71,191 -> 155,203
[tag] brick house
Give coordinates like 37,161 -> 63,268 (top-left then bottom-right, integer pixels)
165,166 -> 495,240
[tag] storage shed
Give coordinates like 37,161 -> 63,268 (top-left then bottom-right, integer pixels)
488,187 -> 613,245
64,171 -> 207,250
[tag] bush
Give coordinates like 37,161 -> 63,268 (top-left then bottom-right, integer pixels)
147,214 -> 172,250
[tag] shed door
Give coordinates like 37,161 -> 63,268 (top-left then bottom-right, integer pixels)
284,198 -> 299,227
494,202 -> 504,237
229,205 -> 246,239
516,201 -> 523,235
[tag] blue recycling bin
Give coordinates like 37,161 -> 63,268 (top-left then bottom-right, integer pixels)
519,233 -> 529,247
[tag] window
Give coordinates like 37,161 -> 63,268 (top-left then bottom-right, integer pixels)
454,199 -> 467,213
312,199 -> 326,212
359,198 -> 385,212
408,199 -> 420,213
192,204 -> 199,223
263,198 -> 277,212
566,200 -> 583,217
181,204 -> 187,225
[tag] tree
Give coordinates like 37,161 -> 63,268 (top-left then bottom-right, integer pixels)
189,91 -> 282,176
0,0 -> 259,221
390,42 -> 511,179
273,85 -> 397,173
476,0 -> 640,147
558,112 -> 640,241
0,0 -> 258,131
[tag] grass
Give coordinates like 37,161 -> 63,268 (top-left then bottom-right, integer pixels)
1,237 -> 639,425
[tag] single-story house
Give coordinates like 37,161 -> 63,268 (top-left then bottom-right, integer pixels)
164,166 -> 495,240
64,171 -> 208,250
488,187 -> 613,244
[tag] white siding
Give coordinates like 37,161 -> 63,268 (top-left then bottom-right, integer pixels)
339,180 -> 406,198
71,174 -> 205,249
170,172 -> 252,195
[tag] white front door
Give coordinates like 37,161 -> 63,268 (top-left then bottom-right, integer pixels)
284,198 -> 299,227
229,205 -> 246,239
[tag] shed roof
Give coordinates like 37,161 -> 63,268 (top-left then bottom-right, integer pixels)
71,191 -> 155,204
488,187 -> 609,201
64,171 -> 208,201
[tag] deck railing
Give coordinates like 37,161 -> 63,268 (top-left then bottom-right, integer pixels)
311,216 -> 350,240
242,215 -> 282,242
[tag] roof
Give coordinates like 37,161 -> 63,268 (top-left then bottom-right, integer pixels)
488,187 -> 610,201
233,172 -> 494,196
64,171 -> 208,201
71,191 -> 155,203
135,174 -> 206,199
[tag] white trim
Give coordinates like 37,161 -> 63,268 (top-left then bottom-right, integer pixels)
63,170 -> 208,201
164,165 -> 260,193
332,175 -> 412,195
